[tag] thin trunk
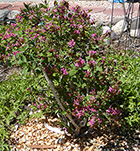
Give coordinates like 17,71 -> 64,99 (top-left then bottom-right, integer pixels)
41,67 -> 80,134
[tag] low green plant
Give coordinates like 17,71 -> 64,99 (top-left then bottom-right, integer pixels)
118,52 -> 140,128
0,72 -> 52,150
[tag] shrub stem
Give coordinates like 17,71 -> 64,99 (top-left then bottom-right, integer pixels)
41,67 -> 80,134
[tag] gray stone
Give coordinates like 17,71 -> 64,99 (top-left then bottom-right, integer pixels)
131,18 -> 140,30
110,17 -> 124,25
112,20 -> 127,34
102,26 -> 111,34
110,31 -> 118,40
130,29 -> 140,38
56,138 -> 65,144
0,9 -> 11,19
104,38 -> 110,46
95,20 -> 104,27
7,10 -> 20,20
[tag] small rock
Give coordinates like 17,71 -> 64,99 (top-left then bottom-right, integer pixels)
131,18 -> 140,30
104,39 -> 110,46
95,20 -> 104,27
112,20 -> 127,34
89,139 -> 96,144
110,17 -> 124,25
86,141 -> 91,146
110,31 -> 118,41
56,138 -> 65,144
0,9 -> 11,19
87,145 -> 95,151
130,29 -> 140,38
102,26 -> 111,34
7,10 -> 20,19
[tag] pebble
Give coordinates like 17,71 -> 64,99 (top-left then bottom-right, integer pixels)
7,114 -> 140,151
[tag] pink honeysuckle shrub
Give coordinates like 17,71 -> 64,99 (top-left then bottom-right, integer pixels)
0,0 -> 125,133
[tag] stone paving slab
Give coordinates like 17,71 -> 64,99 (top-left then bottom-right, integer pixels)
0,4 -> 12,9
0,1 -> 139,17
82,6 -> 106,13
104,8 -> 124,16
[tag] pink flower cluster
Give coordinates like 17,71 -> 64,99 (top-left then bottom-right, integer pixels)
89,116 -> 102,127
106,107 -> 120,116
13,51 -> 21,56
75,58 -> 85,67
88,60 -> 96,67
68,39 -> 75,48
61,68 -> 69,75
89,50 -> 96,57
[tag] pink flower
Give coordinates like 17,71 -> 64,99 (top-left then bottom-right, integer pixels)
108,87 -> 113,93
90,108 -> 96,113
75,58 -> 85,67
118,90 -> 121,93
98,118 -> 102,125
37,103 -> 43,108
26,87 -> 30,90
84,70 -> 90,78
53,9 -> 57,12
13,51 -> 21,56
90,96 -> 95,101
61,68 -> 68,75
89,116 -> 96,126
92,33 -> 96,39
106,108 -> 120,116
43,105 -> 47,109
6,46 -> 9,50
74,99 -> 79,105
75,62 -> 79,67
79,25 -> 83,28
89,50 -> 96,57
88,60 -> 96,67
75,30 -> 80,34
68,39 -> 75,48
76,111 -> 82,119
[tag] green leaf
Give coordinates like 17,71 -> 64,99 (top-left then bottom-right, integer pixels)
82,83 -> 86,88
87,122 -> 90,126
61,110 -> 67,115
21,67 -> 28,76
32,62 -> 36,69
55,109 -> 59,114
43,15 -> 52,21
83,65 -> 89,70
22,55 -> 27,62
88,9 -> 93,13
69,69 -> 77,76
39,3 -> 49,9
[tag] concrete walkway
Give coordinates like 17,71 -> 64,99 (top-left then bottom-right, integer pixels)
0,1 -> 139,18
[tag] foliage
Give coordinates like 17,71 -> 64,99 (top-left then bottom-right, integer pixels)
0,0 -> 124,133
116,50 -> 140,128
0,72 -> 51,150
0,1 -> 139,148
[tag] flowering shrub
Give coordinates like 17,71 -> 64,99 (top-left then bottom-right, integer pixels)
0,1 -> 124,135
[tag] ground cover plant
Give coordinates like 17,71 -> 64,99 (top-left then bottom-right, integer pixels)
0,71 -> 51,150
0,0 -> 139,150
